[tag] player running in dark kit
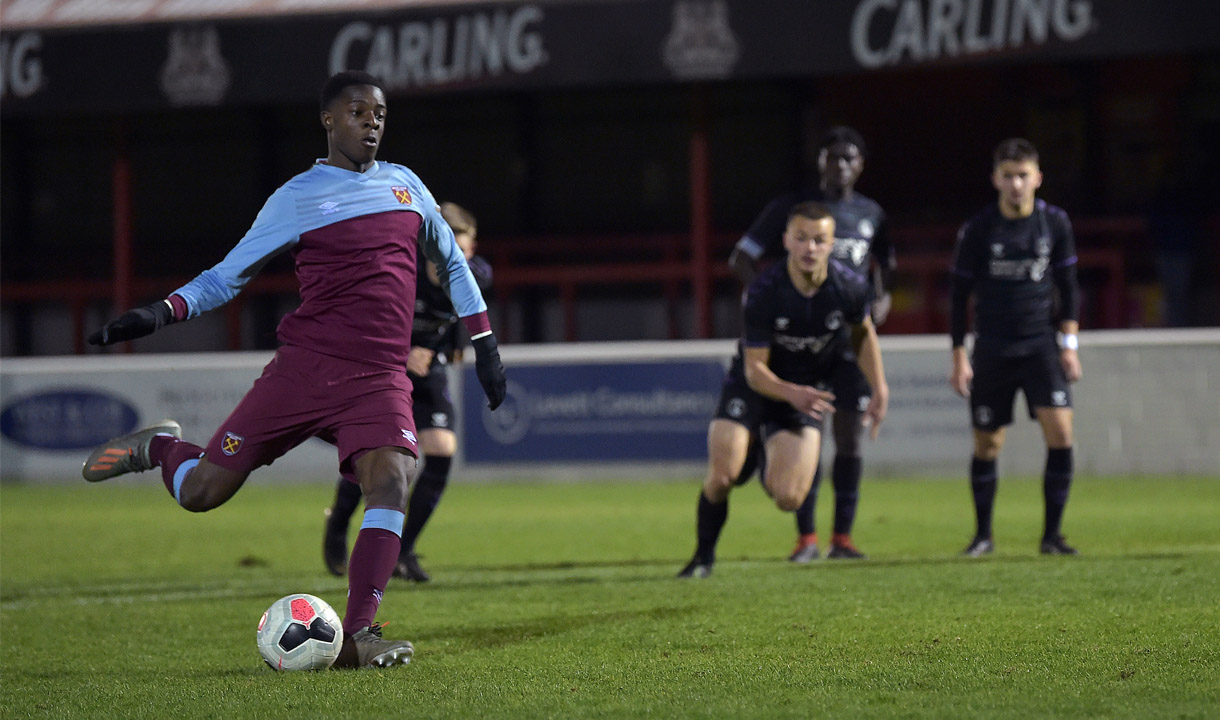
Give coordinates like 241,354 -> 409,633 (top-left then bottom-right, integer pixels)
323,201 -> 491,583
679,201 -> 889,578
950,137 -> 1082,558
81,71 -> 507,668
730,126 -> 894,561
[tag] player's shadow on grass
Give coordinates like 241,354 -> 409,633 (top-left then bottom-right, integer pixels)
415,550 -> 1198,591
395,557 -> 686,591
448,557 -> 682,573
723,550 -> 1193,572
417,605 -> 693,654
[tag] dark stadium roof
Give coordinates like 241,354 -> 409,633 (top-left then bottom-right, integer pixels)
0,0 -> 519,30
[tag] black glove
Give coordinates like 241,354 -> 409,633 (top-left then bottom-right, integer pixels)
87,300 -> 175,346
471,334 -> 507,410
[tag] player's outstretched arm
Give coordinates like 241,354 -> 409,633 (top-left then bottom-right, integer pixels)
87,299 -> 176,346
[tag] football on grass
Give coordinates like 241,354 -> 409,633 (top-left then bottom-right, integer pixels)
256,593 -> 344,671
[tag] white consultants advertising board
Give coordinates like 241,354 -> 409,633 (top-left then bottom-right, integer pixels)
3,331 -> 1218,483
0,353 -> 339,483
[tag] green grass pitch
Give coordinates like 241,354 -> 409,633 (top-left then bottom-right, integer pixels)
2,474 -> 1218,719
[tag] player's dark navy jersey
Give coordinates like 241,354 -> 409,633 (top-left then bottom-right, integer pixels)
952,199 -> 1077,355
729,259 -> 873,387
737,189 -> 893,278
413,254 -> 492,372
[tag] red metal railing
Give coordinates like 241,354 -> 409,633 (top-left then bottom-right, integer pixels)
0,218 -> 1145,351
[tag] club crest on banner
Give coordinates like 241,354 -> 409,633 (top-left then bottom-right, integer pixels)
159,25 -> 231,106
662,0 -> 740,80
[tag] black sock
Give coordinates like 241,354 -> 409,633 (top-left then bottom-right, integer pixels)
1043,447 -> 1073,540
794,464 -> 822,535
327,478 -> 363,535
695,491 -> 728,564
832,455 -> 862,536
970,457 -> 998,540
401,455 -> 452,558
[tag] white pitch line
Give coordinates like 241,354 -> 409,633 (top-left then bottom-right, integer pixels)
0,581 -> 348,611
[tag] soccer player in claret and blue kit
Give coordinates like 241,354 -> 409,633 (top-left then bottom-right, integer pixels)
322,201 -> 493,583
678,201 -> 890,578
729,126 -> 895,561
950,137 -> 1082,558
80,71 -> 508,669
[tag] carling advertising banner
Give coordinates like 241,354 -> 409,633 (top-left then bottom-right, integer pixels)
3,0 -> 1218,115
461,360 -> 726,463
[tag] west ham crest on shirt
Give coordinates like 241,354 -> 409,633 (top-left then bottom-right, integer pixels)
221,431 -> 243,456
391,186 -> 413,205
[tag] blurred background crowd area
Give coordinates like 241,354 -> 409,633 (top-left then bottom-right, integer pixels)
2,0 -> 1217,354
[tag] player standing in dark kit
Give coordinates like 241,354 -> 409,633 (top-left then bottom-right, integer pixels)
323,202 -> 491,582
950,138 -> 1082,557
80,71 -> 507,668
679,201 -> 889,578
730,126 -> 894,561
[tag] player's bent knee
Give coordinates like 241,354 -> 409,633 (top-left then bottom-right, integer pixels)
356,447 -> 417,509
774,492 -> 803,512
767,480 -> 805,511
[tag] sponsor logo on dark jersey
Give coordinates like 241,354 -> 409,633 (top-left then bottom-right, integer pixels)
834,237 -> 871,267
989,257 -> 1049,281
774,332 -> 836,354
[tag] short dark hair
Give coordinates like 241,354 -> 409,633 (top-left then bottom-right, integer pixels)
788,201 -> 833,224
993,137 -> 1039,166
320,71 -> 385,111
820,126 -> 867,158
440,202 -> 478,237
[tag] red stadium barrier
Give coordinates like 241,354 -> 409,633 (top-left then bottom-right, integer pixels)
0,217 -> 1149,350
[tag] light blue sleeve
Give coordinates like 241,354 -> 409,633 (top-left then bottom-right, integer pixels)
171,187 -> 300,318
416,188 -> 487,319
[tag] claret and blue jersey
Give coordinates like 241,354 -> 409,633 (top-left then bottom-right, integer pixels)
414,253 -> 493,372
169,160 -> 487,370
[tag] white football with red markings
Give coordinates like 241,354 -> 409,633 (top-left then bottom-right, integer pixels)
255,593 -> 343,671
